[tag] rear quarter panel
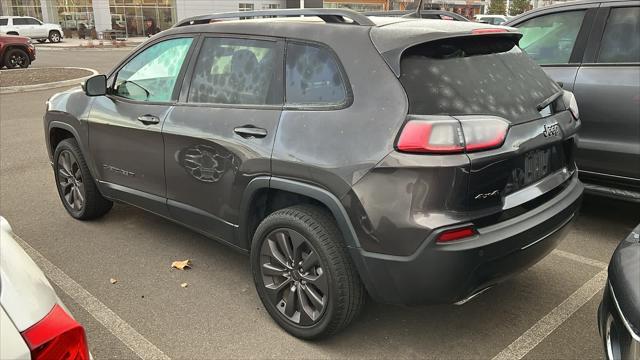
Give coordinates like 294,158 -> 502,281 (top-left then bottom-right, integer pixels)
271,27 -> 408,198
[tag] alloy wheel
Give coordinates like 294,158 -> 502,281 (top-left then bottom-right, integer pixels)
57,150 -> 85,211
259,228 -> 329,326
9,53 -> 26,68
50,32 -> 60,42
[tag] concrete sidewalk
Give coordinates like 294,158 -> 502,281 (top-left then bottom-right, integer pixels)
34,37 -> 147,49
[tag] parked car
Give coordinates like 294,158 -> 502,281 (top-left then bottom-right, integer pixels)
365,9 -> 470,21
475,14 -> 510,25
0,16 -> 63,43
598,224 -> 640,360
0,217 -> 90,359
505,0 -> 640,202
0,34 -> 36,69
43,8 -> 583,339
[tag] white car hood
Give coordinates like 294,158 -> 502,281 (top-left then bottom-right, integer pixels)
0,217 -> 57,331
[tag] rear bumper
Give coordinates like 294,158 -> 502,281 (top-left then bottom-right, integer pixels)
350,175 -> 583,305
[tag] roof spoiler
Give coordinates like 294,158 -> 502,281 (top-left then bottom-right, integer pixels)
173,8 -> 375,28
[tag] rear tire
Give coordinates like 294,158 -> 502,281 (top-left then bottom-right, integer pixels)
250,205 -> 364,339
53,138 -> 112,220
48,30 -> 61,43
3,48 -> 30,69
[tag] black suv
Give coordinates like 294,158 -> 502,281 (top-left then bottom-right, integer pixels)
44,9 -> 583,339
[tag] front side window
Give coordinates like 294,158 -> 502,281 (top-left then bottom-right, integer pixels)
26,17 -> 41,25
516,10 -> 586,65
598,7 -> 640,63
188,37 -> 280,105
285,42 -> 348,107
113,37 -> 193,102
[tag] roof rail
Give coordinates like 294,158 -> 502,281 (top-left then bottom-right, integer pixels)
173,8 -> 376,28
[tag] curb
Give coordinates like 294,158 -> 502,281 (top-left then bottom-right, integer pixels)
0,67 -> 99,94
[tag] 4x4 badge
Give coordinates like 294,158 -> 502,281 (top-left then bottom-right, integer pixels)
543,122 -> 561,137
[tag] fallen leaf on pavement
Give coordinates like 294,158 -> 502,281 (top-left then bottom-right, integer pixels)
171,259 -> 192,270
110,278 -> 117,284
181,282 -> 188,288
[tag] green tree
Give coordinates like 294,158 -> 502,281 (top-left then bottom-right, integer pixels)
509,0 -> 530,15
488,0 -> 506,15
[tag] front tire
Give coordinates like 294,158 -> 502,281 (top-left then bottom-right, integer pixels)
53,138 -> 112,220
48,30 -> 61,43
3,48 -> 30,69
251,205 -> 364,339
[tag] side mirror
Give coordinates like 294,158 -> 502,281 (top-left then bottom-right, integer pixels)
83,75 -> 107,96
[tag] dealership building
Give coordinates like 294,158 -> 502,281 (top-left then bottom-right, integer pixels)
1,0 -> 492,37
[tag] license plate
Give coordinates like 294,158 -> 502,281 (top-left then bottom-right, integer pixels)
523,148 -> 551,185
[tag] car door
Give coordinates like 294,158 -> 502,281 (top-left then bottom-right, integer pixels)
88,35 -> 196,216
11,18 -> 32,37
26,18 -> 46,38
572,2 -> 640,183
163,36 -> 284,247
510,4 -> 598,91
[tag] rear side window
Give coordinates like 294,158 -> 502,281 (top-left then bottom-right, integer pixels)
12,18 -> 28,25
598,7 -> 640,63
188,37 -> 280,105
0,19 -> 8,26
285,42 -> 348,107
516,10 -> 585,64
399,37 -> 560,121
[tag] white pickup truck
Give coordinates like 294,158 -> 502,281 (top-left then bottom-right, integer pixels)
0,16 -> 63,43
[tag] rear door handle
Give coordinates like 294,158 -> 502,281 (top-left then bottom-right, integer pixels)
137,114 -> 160,125
234,126 -> 267,138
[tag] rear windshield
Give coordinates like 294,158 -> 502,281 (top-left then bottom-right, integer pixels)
399,37 -> 560,121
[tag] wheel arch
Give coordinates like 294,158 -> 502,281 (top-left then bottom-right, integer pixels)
48,122 -> 81,158
238,177 -> 361,251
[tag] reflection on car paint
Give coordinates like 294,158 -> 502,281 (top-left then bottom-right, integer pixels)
177,144 -> 239,183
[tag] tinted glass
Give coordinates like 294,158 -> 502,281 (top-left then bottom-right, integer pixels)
285,42 -> 347,106
114,37 -> 193,102
399,37 -> 560,121
0,19 -> 8,26
26,18 -> 41,25
598,7 -> 640,63
12,18 -> 28,25
517,10 -> 585,65
188,37 -> 279,105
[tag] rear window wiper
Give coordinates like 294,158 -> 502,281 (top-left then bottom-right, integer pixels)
536,89 -> 563,111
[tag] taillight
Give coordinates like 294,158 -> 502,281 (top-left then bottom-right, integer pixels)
437,226 -> 477,243
397,117 -> 508,154
471,28 -> 508,34
562,91 -> 579,120
21,304 -> 89,360
397,119 -> 464,153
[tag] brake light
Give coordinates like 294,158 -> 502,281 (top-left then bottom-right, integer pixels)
563,91 -> 579,120
21,304 -> 89,360
397,117 -> 508,154
397,119 -> 464,153
472,28 -> 508,34
437,226 -> 477,243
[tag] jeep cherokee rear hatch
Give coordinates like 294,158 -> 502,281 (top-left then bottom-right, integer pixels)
372,23 -> 579,213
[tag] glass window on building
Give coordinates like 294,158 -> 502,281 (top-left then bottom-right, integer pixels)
109,0 -> 175,37
7,0 -> 43,20
56,0 -> 94,31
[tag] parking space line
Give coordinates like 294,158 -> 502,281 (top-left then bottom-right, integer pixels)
491,270 -> 607,360
552,249 -> 608,269
12,233 -> 171,360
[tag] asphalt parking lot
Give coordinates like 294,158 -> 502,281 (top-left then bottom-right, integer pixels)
1,48 -> 639,359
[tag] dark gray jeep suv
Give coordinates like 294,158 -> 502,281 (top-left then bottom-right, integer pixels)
44,9 -> 584,339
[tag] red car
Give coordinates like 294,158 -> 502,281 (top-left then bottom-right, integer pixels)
0,34 -> 36,69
